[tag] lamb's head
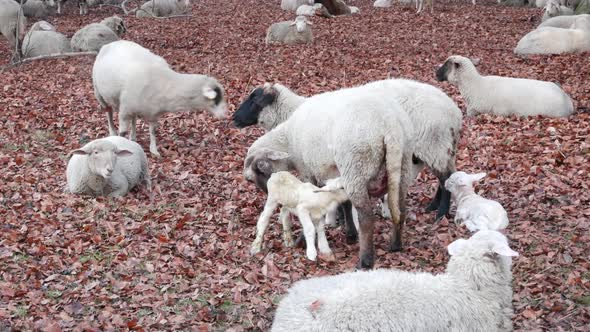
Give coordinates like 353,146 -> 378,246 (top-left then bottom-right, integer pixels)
290,16 -> 312,33
444,171 -> 486,195
243,148 -> 291,193
435,55 -> 480,84
233,83 -> 280,129
70,140 -> 133,180
544,0 -> 560,16
447,230 -> 518,276
30,21 -> 56,33
101,16 -> 126,36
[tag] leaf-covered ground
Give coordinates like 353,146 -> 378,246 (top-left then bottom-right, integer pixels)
1,0 -> 589,330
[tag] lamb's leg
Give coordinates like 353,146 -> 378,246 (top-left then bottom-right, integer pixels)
325,208 -> 338,227
130,117 -> 137,141
251,199 -> 278,255
296,207 -> 317,261
317,219 -> 335,261
342,200 -> 358,244
148,121 -> 161,158
279,207 -> 294,247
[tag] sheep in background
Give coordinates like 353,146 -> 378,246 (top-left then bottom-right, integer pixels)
66,136 -> 151,197
538,13 -> 590,28
22,20 -> 70,58
296,3 -> 333,16
70,15 -> 126,52
281,0 -> 313,11
436,55 -> 574,117
516,15 -> 590,54
92,40 -> 228,157
271,230 -> 518,331
315,0 -> 355,15
416,0 -> 433,13
0,0 -> 27,52
78,0 -> 104,15
251,171 -> 350,261
136,0 -> 189,17
22,0 -> 55,18
445,172 -> 509,232
374,0 -> 392,7
542,0 -> 574,21
266,16 -> 313,44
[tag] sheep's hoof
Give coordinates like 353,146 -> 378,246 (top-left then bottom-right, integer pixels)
345,232 -> 358,245
388,238 -> 403,252
283,236 -> 295,248
250,245 -> 262,256
294,233 -> 306,249
150,150 -> 162,158
319,252 -> 336,262
356,253 -> 375,270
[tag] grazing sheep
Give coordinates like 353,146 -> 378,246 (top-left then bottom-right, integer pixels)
22,0 -> 55,18
234,79 -> 462,222
445,172 -> 509,232
515,16 -> 590,54
271,230 -> 518,332
251,172 -> 349,261
373,0 -> 392,6
436,55 -> 574,117
281,0 -> 313,11
92,40 -> 228,157
70,15 -> 126,52
542,0 -> 574,21
136,0 -> 189,17
66,136 -> 151,197
243,83 -> 416,269
538,13 -> 590,27
266,15 -> 313,44
0,0 -> 27,50
22,20 -> 70,57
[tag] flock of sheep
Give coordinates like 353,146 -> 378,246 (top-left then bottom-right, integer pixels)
0,0 -> 583,329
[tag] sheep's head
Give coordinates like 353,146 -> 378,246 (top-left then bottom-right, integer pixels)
448,230 -> 518,274
44,0 -> 56,8
102,16 -> 126,36
544,0 -> 560,16
30,21 -> 56,33
197,79 -> 227,119
435,55 -> 480,84
243,148 -> 291,193
444,171 -> 486,194
290,16 -> 312,33
233,83 -> 278,129
70,141 -> 132,180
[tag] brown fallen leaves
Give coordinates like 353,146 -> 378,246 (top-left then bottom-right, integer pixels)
0,0 -> 589,330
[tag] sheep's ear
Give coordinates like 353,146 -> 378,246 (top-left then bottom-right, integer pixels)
469,57 -> 481,66
255,159 -> 273,174
447,238 -> 468,256
306,20 -> 313,25
116,149 -> 133,156
39,21 -> 54,31
203,87 -> 217,100
491,241 -> 519,257
470,172 -> 486,182
290,21 -> 296,26
70,149 -> 89,156
266,151 -> 290,161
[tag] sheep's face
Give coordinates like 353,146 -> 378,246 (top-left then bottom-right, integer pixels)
436,55 -> 479,84
71,143 -> 132,180
233,85 -> 277,129
444,171 -> 486,195
243,149 -> 291,193
448,230 -> 518,270
43,0 -> 56,7
544,1 -> 559,15
199,83 -> 227,119
291,16 -> 311,33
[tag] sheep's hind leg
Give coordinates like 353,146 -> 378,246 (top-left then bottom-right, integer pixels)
148,121 -> 161,158
129,117 -> 137,141
296,207 -> 317,261
105,107 -> 117,136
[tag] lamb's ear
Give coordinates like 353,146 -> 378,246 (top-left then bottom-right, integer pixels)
469,57 -> 481,66
116,149 -> 133,156
491,240 -> 519,257
470,172 -> 486,182
203,87 -> 217,100
266,151 -> 290,161
447,238 -> 468,256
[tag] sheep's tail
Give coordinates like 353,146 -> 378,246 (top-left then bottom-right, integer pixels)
383,134 -> 404,252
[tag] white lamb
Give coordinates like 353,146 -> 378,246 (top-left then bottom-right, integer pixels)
22,20 -> 71,58
281,0 -> 313,11
92,40 -> 227,157
251,171 -> 350,261
70,15 -> 126,52
136,0 -> 190,18
266,16 -> 313,44
515,16 -> 590,55
66,136 -> 151,197
444,171 -> 509,232
542,0 -> 574,21
271,229 -> 518,331
436,55 -> 574,117
538,13 -> 590,28
0,0 -> 27,52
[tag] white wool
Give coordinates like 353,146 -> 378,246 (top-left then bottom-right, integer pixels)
437,55 -> 574,117
22,0 -> 56,18
272,230 -> 518,331
538,13 -> 590,28
136,0 -> 189,18
66,136 -> 150,197
0,0 -> 27,49
22,20 -> 71,58
373,0 -> 393,7
266,16 -> 313,44
92,40 -> 227,157
445,171 -> 509,232
70,16 -> 126,52
281,0 -> 314,11
541,0 -> 574,22
515,16 -> 590,55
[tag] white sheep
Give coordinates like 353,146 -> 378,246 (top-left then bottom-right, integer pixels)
0,0 -> 27,51
251,171 -> 349,261
281,0 -> 313,11
22,0 -> 55,18
243,83 -> 416,269
92,40 -> 228,157
271,229 -> 518,331
296,3 -> 333,16
436,55 -> 574,117
266,16 -> 313,44
444,172 -> 509,232
373,0 -> 392,7
66,136 -> 151,197
542,0 -> 574,21
22,20 -> 71,58
136,0 -> 189,17
234,79 -> 463,222
538,13 -> 590,28
515,16 -> 590,55
70,15 -> 126,52
315,0 -> 356,15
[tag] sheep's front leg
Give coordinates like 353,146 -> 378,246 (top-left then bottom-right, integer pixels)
342,201 -> 358,244
251,199 -> 278,255
296,207 -> 317,261
279,207 -> 294,247
148,121 -> 161,158
316,219 -> 335,261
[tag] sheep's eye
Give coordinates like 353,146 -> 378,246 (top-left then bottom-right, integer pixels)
454,62 -> 461,69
